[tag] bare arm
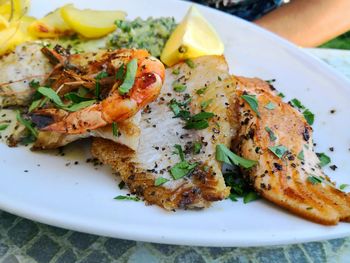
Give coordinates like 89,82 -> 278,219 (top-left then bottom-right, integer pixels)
254,0 -> 350,47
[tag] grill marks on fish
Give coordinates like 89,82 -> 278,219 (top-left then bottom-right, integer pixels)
232,76 -> 350,225
92,56 -> 234,210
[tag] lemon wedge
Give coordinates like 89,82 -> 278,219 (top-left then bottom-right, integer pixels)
161,5 -> 224,66
60,4 -> 126,38
0,14 -> 10,30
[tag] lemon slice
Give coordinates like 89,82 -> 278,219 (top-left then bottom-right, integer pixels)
60,4 -> 126,38
0,14 -> 10,30
161,5 -> 224,66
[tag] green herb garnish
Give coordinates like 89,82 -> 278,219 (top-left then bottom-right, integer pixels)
112,122 -> 119,137
95,71 -> 109,99
316,152 -> 331,167
303,109 -> 314,125
216,144 -> 257,169
307,175 -> 323,185
264,102 -> 276,110
64,100 -> 96,112
114,195 -> 140,201
185,59 -> 195,68
172,68 -> 180,75
243,191 -> 260,204
200,99 -> 213,110
339,184 -> 349,191
265,126 -> 277,141
241,94 -> 260,117
118,181 -> 125,189
174,144 -> 185,161
184,111 -> 214,130
290,98 -> 305,109
64,92 -> 92,103
228,193 -> 238,202
278,92 -> 285,98
154,177 -> 170,186
268,145 -> 288,159
297,150 -> 304,161
119,58 -> 138,95
29,79 -> 40,89
193,142 -> 202,154
0,124 -> 9,131
173,83 -> 187,92
196,87 -> 207,95
37,87 -> 64,107
115,64 -> 125,80
16,111 -> 38,138
170,161 -> 197,180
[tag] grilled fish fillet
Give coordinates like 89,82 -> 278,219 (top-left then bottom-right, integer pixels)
0,42 -> 52,107
233,76 -> 350,225
92,56 -> 236,210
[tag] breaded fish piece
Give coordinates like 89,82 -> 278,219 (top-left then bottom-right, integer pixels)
92,56 -> 236,210
233,76 -> 350,225
0,42 -> 52,107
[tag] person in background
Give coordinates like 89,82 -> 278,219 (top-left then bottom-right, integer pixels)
191,0 -> 350,47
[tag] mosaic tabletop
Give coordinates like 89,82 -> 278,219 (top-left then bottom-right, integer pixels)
0,48 -> 350,263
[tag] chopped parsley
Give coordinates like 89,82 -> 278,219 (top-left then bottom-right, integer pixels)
29,79 -> 40,89
185,59 -> 195,68
193,142 -> 202,154
173,83 -> 187,92
303,109 -> 315,125
297,150 -> 304,161
241,94 -> 260,117
16,111 -> 38,138
154,177 -> 170,186
307,175 -> 323,185
268,145 -> 288,159
200,99 -> 213,110
118,58 -> 138,95
37,87 -> 64,107
64,92 -> 91,103
290,98 -> 305,109
316,152 -> 331,167
118,181 -> 125,189
115,64 -> 125,80
277,92 -> 285,98
339,184 -> 349,191
114,195 -> 140,201
196,87 -> 207,95
170,145 -> 198,180
264,102 -> 276,110
64,100 -> 96,112
184,111 -> 215,130
265,126 -> 277,141
243,191 -> 260,204
172,68 -> 180,75
112,122 -> 119,137
216,144 -> 257,169
95,71 -> 109,99
0,124 -> 9,131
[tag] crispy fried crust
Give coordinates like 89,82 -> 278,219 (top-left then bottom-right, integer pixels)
233,76 -> 350,225
91,138 -> 230,209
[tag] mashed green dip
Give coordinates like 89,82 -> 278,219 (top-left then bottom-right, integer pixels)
108,17 -> 177,57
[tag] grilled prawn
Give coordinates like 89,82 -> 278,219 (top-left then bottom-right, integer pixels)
33,48 -> 165,134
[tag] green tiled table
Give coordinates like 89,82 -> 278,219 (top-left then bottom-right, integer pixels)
1,48 -> 350,263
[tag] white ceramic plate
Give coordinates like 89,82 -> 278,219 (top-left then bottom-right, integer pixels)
1,0 -> 350,247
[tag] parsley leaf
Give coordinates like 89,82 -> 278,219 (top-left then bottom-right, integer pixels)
243,191 -> 260,204
173,83 -> 187,92
316,152 -> 331,167
95,71 -> 109,99
278,92 -> 285,98
37,87 -> 64,107
114,195 -> 140,201
170,161 -> 197,180
268,145 -> 288,159
184,111 -> 214,130
265,126 -> 277,141
307,175 -> 323,185
115,64 -> 125,80
112,122 -> 119,137
64,92 -> 92,103
290,98 -> 305,109
193,142 -> 202,154
185,59 -> 195,68
200,99 -> 213,109
16,111 -> 38,138
29,79 -> 40,89
303,109 -> 314,125
339,184 -> 349,191
297,150 -> 304,161
118,181 -> 125,189
64,100 -> 96,112
264,102 -> 276,110
172,68 -> 180,75
216,144 -> 257,169
174,144 -> 185,161
119,58 -> 138,95
196,87 -> 207,95
241,94 -> 260,117
0,124 -> 9,131
154,177 -> 170,186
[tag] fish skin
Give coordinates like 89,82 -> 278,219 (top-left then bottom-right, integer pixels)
92,55 -> 235,210
232,76 -> 350,225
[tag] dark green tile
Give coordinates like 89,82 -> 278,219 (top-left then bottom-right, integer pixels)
0,241 -> 9,257
151,243 -> 177,256
27,235 -> 60,263
302,242 -> 326,263
55,249 -> 77,263
287,246 -> 309,263
0,212 -> 18,229
256,248 -> 288,263
104,238 -> 136,258
7,219 -> 39,247
174,249 -> 206,263
68,232 -> 98,250
328,238 -> 346,252
80,251 -> 110,263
